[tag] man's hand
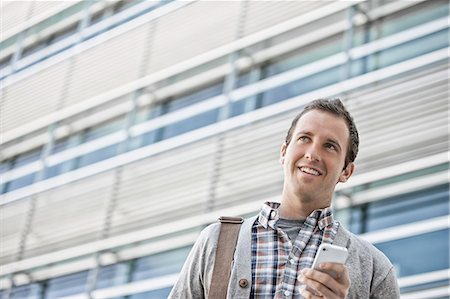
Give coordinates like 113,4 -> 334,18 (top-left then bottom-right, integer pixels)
298,263 -> 350,299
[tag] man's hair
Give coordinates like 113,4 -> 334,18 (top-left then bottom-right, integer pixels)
284,98 -> 359,168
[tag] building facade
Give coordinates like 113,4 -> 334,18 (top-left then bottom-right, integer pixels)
0,0 -> 449,298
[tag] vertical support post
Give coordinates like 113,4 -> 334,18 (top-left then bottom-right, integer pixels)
85,14 -> 156,298
10,1 -> 35,72
206,0 -> 249,212
341,5 -> 355,83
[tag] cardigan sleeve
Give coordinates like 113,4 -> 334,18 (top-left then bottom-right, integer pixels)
168,223 -> 220,299
370,266 -> 400,299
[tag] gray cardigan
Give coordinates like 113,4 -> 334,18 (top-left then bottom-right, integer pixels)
169,216 -> 400,298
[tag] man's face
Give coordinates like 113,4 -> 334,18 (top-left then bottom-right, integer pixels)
280,109 -> 354,205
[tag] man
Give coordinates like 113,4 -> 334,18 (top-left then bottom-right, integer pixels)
169,99 -> 400,298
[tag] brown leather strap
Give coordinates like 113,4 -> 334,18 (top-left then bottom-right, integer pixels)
209,216 -> 244,299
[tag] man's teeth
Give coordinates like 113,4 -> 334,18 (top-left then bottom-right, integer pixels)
300,167 -> 320,176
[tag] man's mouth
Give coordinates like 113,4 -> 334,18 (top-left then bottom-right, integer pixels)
298,166 -> 321,176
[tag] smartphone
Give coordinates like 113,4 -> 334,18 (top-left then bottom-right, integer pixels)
304,244 -> 348,295
311,243 -> 348,270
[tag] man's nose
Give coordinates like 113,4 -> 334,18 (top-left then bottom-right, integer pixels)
305,146 -> 320,162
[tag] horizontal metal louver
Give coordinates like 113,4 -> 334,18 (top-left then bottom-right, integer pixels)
0,198 -> 30,264
20,171 -> 114,260
1,60 -> 71,134
109,139 -> 216,236
146,1 -> 241,74
243,1 -> 327,37
214,115 -> 287,209
347,64 -> 448,174
1,1 -> 31,35
29,1 -> 69,19
63,24 -> 150,108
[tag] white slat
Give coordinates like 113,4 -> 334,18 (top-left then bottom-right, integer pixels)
147,1 -> 241,74
21,171 -> 114,260
64,24 -> 150,107
1,60 -> 71,133
244,1 -> 327,36
109,138 -> 216,236
1,1 -> 32,34
0,198 -> 29,264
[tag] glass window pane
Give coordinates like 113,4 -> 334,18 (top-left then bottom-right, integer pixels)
377,0 -> 448,39
132,246 -> 191,281
95,263 -> 129,289
366,184 -> 449,232
375,229 -> 449,277
161,109 -> 219,140
83,118 -> 124,143
10,283 -> 42,299
44,161 -> 74,179
0,161 -> 11,174
135,104 -> 163,124
77,144 -> 119,168
45,271 -> 88,299
13,149 -> 42,168
230,96 -> 259,117
366,29 -> 448,72
261,66 -> 341,107
6,173 -> 36,192
166,83 -> 223,113
264,35 -> 342,77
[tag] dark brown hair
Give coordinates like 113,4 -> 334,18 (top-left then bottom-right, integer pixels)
284,98 -> 359,167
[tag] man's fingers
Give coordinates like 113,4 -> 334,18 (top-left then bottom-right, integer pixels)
298,265 -> 350,298
318,263 -> 349,281
300,286 -> 324,299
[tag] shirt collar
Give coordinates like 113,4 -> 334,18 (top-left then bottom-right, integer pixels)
257,201 -> 335,230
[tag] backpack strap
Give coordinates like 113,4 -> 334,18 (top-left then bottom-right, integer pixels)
209,216 -> 244,299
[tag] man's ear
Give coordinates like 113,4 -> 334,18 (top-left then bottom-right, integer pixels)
280,143 -> 287,164
339,162 -> 355,183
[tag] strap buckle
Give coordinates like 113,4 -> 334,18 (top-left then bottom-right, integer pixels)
219,216 -> 244,224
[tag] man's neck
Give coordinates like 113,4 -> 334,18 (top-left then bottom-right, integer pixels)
278,191 -> 331,220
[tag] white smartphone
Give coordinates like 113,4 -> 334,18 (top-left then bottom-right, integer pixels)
311,243 -> 348,270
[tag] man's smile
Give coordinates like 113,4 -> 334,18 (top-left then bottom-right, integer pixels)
298,166 -> 322,176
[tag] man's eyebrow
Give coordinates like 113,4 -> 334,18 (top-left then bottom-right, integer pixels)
296,130 -> 312,136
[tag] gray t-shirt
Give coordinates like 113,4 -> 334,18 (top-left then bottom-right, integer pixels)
276,218 -> 305,242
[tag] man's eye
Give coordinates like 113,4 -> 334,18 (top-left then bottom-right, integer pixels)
299,136 -> 309,141
326,143 -> 336,150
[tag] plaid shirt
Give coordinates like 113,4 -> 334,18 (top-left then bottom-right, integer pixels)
250,202 -> 339,298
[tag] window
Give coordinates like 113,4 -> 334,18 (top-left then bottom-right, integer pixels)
261,66 -> 341,107
353,28 -> 448,76
77,144 -> 119,168
337,184 -> 449,234
10,283 -> 42,299
264,35 -> 342,78
82,117 -> 124,143
132,246 -> 191,281
165,83 -> 224,113
366,184 -> 449,232
75,117 -> 125,168
161,108 -> 219,140
95,263 -> 129,289
4,173 -> 36,193
2,149 -> 42,193
376,229 -> 449,277
44,271 -> 88,299
376,0 -> 448,39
